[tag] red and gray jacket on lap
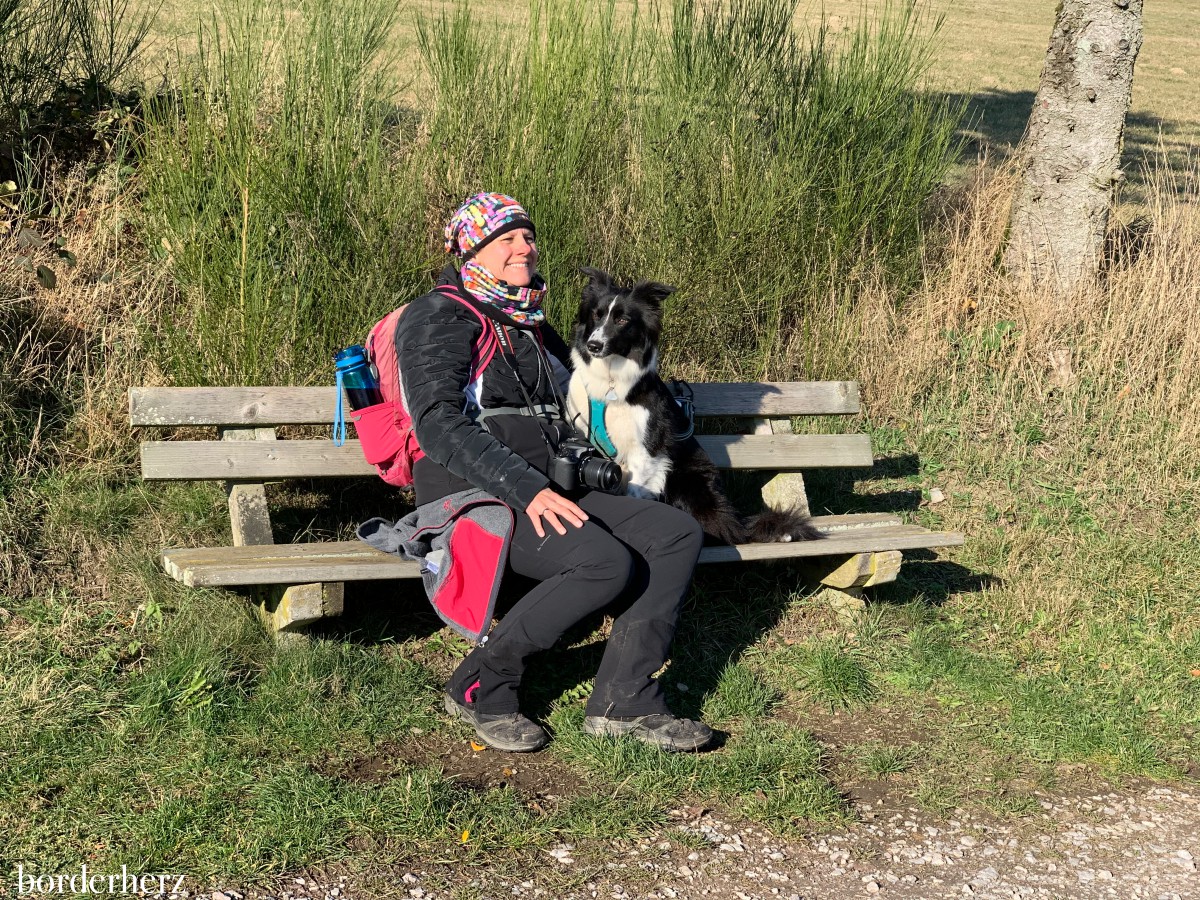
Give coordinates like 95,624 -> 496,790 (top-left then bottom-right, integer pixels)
358,488 -> 513,643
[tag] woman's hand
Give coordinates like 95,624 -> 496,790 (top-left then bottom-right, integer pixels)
525,488 -> 588,538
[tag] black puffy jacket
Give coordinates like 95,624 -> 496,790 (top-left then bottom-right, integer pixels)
395,264 -> 573,510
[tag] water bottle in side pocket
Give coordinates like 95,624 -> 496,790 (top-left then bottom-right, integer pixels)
335,345 -> 383,409
334,345 -> 383,446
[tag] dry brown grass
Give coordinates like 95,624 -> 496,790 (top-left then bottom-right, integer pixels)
771,160 -> 1199,696
789,154 -> 1200,498
762,155 -> 1200,690
0,159 -> 164,595
18,166 -> 159,462
6,1 -> 1196,623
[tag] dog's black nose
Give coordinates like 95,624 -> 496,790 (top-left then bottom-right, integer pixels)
586,340 -> 603,354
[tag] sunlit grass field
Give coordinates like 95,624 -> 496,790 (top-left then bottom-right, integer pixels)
143,0 -> 1200,146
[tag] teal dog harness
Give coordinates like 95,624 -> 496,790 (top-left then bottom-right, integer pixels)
587,397 -> 619,458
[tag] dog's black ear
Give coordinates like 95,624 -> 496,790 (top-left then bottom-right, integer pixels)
579,266 -> 612,286
631,280 -> 676,307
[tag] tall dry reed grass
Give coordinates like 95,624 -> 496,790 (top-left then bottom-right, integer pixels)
776,155 -> 1200,505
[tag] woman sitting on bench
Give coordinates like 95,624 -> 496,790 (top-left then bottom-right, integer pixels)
397,192 -> 711,753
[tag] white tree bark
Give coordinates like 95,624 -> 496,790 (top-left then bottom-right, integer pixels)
1004,0 -> 1144,295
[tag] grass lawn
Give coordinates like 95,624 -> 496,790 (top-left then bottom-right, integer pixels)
6,418 -> 1196,879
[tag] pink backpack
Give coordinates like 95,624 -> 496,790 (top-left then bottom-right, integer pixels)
352,286 -> 499,487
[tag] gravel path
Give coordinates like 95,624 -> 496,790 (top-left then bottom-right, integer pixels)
196,781 -> 1198,900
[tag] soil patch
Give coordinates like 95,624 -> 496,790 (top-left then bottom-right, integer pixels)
402,733 -> 589,801
312,733 -> 588,802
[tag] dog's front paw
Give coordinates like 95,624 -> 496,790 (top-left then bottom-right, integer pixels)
626,483 -> 662,501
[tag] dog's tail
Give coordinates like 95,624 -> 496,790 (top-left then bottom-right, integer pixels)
688,500 -> 751,546
744,505 -> 824,543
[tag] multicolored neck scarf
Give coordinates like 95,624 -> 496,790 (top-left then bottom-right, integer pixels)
459,259 -> 548,326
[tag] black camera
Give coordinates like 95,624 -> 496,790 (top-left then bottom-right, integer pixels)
548,436 -> 623,494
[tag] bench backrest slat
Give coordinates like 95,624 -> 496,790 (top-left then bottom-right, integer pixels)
129,382 -> 860,426
139,434 -> 873,481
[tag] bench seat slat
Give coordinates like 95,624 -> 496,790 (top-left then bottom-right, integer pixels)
162,516 -> 964,587
140,434 -> 874,480
130,382 -> 860,426
161,512 -> 910,571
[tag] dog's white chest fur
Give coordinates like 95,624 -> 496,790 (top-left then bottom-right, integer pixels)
568,350 -> 671,499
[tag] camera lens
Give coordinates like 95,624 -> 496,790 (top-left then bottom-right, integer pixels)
579,457 -> 623,494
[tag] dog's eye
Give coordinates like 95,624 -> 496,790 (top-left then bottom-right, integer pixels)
615,316 -> 630,325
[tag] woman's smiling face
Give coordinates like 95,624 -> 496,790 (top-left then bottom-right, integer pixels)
471,227 -> 538,286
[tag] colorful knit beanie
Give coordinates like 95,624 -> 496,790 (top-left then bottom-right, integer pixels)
444,192 -> 548,325
443,192 -> 536,259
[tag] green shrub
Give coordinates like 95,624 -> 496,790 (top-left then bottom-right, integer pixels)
0,0 -> 74,135
139,0 -> 427,385
1,0 -> 152,151
139,0 -> 961,385
420,0 -> 963,374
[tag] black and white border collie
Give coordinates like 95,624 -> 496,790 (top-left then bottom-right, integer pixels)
566,267 -> 821,545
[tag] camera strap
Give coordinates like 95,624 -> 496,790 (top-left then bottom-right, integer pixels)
488,320 -> 567,456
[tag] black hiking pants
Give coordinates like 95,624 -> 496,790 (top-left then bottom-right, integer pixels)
448,491 -> 704,718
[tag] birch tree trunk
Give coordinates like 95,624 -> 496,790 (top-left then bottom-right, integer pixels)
1004,0 -> 1144,295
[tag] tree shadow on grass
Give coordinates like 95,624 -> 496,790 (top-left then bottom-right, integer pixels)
946,87 -> 1197,197
1,291 -> 88,472
312,579 -> 444,645
519,546 -> 999,725
517,563 -> 799,724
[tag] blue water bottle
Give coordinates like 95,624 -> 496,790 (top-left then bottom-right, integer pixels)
333,345 -> 382,446
335,345 -> 383,409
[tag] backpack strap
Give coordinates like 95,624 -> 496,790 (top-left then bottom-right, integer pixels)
432,284 -> 499,377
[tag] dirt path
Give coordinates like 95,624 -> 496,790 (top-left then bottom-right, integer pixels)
203,779 -> 1197,900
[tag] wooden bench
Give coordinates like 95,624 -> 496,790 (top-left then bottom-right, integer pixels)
130,382 -> 963,634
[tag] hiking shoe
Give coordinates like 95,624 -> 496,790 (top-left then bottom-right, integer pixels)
583,713 -> 713,752
442,692 -> 549,753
